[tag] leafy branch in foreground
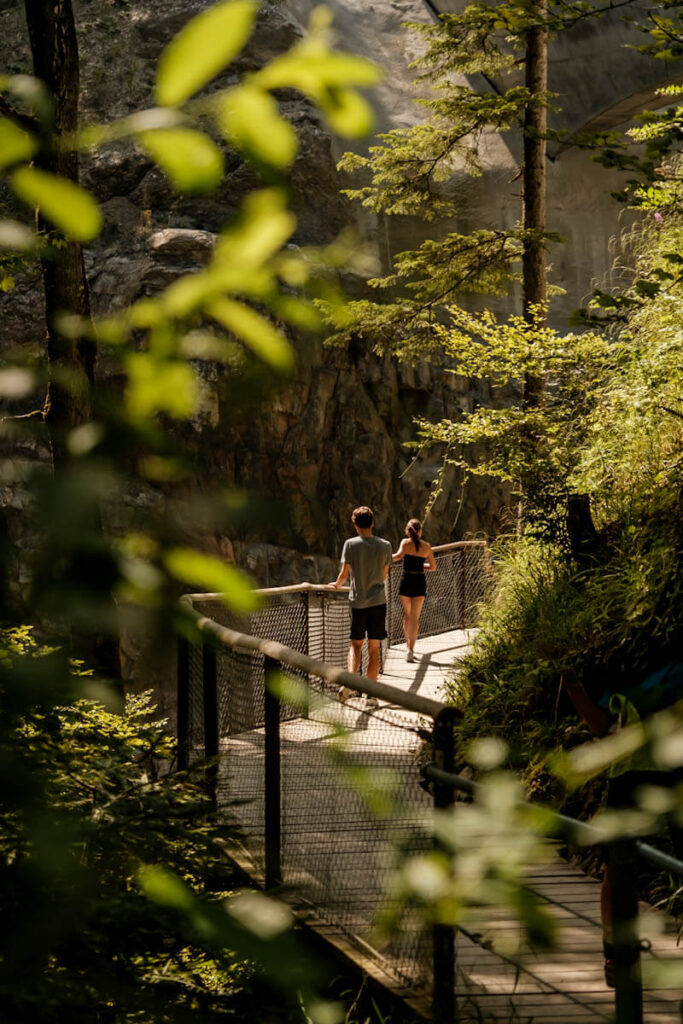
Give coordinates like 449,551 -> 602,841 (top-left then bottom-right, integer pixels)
0,0 -> 380,641
0,2 -> 380,1019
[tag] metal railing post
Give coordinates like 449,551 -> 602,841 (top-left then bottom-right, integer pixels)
432,707 -> 459,1024
202,641 -> 219,805
456,550 -> 466,629
177,634 -> 190,771
386,570 -> 393,648
264,655 -> 282,889
302,590 -> 310,717
610,839 -> 643,1024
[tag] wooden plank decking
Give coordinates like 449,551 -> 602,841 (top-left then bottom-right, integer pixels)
218,629 -> 682,1023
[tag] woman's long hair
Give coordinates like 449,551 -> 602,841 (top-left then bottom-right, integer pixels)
406,518 -> 422,551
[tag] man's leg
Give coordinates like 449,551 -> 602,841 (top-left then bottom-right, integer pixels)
348,639 -> 363,674
367,638 -> 381,681
340,609 -> 366,701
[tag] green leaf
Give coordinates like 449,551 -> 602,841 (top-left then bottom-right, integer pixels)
125,353 -> 198,420
156,0 -> 257,106
0,368 -> 35,398
216,86 -> 298,169
256,48 -> 381,92
138,129 -> 224,194
165,547 -> 260,612
139,866 -> 194,911
320,86 -> 374,138
11,166 -> 102,242
214,188 -> 296,270
0,117 -> 36,169
209,298 -> 294,372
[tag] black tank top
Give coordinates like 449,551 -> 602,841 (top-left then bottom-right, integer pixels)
403,552 -> 425,575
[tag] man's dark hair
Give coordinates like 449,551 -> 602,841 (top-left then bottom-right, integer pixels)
352,506 -> 374,529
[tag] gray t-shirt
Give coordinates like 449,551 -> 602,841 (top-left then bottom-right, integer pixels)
340,535 -> 392,609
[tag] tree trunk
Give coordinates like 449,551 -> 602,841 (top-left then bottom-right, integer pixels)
24,0 -> 96,455
522,0 -> 548,408
24,2 -> 120,678
567,493 -> 601,564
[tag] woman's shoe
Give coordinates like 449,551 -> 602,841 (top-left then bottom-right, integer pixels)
406,649 -> 415,663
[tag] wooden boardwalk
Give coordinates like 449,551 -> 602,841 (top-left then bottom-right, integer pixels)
219,630 -> 682,1023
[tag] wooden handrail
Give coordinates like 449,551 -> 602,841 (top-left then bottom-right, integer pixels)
180,596 -> 449,719
184,540 -> 488,600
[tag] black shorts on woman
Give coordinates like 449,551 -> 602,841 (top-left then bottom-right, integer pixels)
398,553 -> 427,598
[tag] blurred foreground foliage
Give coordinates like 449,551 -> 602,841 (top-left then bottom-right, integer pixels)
0,628 -> 326,1023
0,627 -> 241,1022
0,1 -> 380,1020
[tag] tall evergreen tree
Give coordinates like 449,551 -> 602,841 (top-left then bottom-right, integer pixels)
324,0 -> 568,355
324,0 -> 673,534
24,0 -> 96,457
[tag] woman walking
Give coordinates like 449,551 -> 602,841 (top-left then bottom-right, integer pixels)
393,519 -> 436,662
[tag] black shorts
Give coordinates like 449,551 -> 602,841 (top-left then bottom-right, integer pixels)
399,574 -> 426,599
350,604 -> 387,641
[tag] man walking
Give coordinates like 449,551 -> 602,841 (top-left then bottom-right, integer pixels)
332,506 -> 392,701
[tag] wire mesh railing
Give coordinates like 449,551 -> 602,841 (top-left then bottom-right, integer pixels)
179,607 -> 453,1003
180,541 -> 490,775
176,539 -> 681,1024
421,763 -> 683,1024
177,542 -> 487,1006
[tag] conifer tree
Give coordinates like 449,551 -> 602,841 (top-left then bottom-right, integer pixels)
24,0 -> 96,451
324,0 -> 673,535
324,0 -> 571,356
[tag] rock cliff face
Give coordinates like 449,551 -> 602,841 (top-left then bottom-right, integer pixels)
0,0 -> 507,581
1,0 -> 676,697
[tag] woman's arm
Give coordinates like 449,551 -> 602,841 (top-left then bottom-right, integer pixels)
423,543 -> 437,571
392,539 -> 407,562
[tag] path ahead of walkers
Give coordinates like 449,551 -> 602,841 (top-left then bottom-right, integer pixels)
220,630 -> 682,1024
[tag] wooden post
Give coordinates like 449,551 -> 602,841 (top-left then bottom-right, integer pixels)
432,707 -> 459,1023
264,655 -> 282,889
610,840 -> 643,1024
177,635 -> 190,772
202,642 -> 218,805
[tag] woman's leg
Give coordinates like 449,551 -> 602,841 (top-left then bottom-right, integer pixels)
409,596 -> 425,651
400,596 -> 411,648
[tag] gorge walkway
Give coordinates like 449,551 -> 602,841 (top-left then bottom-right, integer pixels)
178,545 -> 682,1024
